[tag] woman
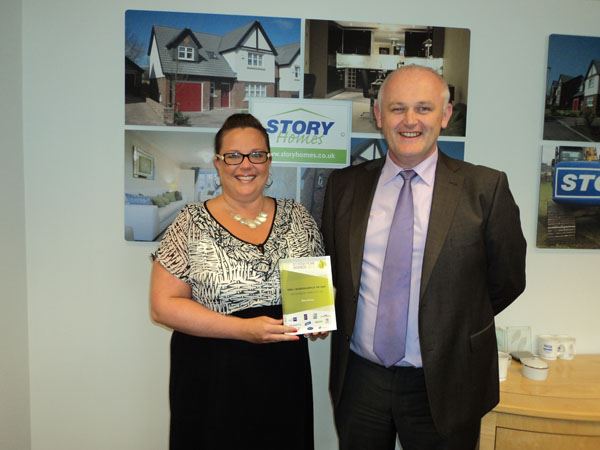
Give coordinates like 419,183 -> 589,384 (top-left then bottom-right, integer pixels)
151,113 -> 324,450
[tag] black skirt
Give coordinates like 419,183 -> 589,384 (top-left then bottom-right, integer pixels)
169,305 -> 314,450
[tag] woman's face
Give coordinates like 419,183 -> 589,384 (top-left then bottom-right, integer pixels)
214,127 -> 271,203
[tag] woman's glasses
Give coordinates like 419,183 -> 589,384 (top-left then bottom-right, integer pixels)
215,151 -> 271,165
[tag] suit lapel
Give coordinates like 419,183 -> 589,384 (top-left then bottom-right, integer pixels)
349,159 -> 383,294
420,153 -> 464,299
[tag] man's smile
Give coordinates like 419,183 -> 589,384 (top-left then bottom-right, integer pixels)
399,131 -> 422,138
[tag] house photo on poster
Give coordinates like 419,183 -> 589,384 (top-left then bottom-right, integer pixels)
125,10 -> 301,129
303,20 -> 470,135
536,144 -> 600,249
300,138 -> 465,225
124,129 -> 299,242
544,34 -> 600,142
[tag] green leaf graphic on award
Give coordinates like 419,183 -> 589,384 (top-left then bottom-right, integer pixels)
279,256 -> 337,335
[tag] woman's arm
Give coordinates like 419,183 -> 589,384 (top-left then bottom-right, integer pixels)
150,261 -> 299,343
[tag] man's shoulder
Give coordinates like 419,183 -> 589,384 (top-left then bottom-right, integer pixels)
331,158 -> 384,181
438,152 -> 504,181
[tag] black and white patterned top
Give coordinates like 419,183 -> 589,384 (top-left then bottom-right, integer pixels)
154,198 -> 324,314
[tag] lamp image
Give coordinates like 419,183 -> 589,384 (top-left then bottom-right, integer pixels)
423,38 -> 433,58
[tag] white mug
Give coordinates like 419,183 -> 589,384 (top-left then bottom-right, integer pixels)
498,351 -> 511,381
537,334 -> 560,360
557,335 -> 576,360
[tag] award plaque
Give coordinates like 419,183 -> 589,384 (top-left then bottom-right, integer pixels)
279,256 -> 337,335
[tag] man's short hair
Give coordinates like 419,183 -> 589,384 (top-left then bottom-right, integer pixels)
376,65 -> 451,109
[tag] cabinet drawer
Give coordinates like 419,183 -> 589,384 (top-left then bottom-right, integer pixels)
496,427 -> 600,450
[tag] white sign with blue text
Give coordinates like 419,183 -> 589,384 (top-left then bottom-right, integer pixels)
249,98 -> 352,168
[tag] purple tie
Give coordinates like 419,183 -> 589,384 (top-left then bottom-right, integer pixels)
374,170 -> 416,367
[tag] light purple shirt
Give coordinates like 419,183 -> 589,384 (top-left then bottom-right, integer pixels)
350,150 -> 437,367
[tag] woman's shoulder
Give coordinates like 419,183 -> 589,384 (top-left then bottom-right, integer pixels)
275,197 -> 308,214
275,198 -> 315,224
172,202 -> 212,229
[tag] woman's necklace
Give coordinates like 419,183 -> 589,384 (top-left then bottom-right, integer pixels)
232,210 -> 268,229
227,198 -> 269,229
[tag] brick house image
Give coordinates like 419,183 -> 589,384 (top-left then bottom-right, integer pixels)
551,74 -> 583,110
147,20 -> 299,112
572,78 -> 584,112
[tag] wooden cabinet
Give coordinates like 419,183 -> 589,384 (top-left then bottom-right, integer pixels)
480,355 -> 600,450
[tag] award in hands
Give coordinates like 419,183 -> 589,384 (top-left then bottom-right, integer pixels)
279,256 -> 337,335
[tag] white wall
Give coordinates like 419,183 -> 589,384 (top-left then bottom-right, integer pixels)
224,27 -> 278,85
1,0 -> 31,449
13,0 -> 600,449
148,35 -> 165,80
178,169 -> 195,203
223,46 -> 276,84
278,56 -> 302,93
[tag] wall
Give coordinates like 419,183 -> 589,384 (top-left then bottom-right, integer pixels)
442,27 -> 470,104
306,20 -> 329,98
223,49 -> 276,84
13,0 -> 600,449
124,131 -> 191,197
0,0 -> 31,449
278,57 -> 302,93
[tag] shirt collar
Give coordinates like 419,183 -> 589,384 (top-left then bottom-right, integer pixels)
380,148 -> 438,187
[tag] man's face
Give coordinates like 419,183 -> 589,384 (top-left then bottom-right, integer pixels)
374,68 -> 452,168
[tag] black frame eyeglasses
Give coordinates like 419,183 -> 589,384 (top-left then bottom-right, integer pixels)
215,151 -> 271,165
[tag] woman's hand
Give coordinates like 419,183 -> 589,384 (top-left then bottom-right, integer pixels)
304,331 -> 330,341
242,316 -> 300,344
152,262 -> 303,343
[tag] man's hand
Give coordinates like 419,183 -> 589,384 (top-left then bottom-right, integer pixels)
304,331 -> 330,341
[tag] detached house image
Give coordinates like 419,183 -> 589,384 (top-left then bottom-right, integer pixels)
543,34 -> 600,142
147,20 -> 300,114
583,60 -> 600,114
275,42 -> 301,97
550,74 -> 583,110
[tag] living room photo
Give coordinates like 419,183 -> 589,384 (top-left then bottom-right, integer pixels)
124,130 -> 209,241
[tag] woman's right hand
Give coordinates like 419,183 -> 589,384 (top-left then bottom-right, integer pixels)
152,262 -> 300,343
242,316 -> 300,344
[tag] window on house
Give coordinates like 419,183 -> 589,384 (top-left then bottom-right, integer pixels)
245,83 -> 267,99
294,66 -> 300,78
589,78 -> 596,89
587,97 -> 594,107
248,52 -> 263,67
178,46 -> 194,61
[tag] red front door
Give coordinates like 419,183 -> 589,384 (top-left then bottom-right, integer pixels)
221,83 -> 230,108
175,82 -> 202,112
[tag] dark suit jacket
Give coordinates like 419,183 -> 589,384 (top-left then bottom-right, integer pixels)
321,151 -> 526,436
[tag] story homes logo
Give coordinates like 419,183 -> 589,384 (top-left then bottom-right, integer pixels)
250,98 -> 351,167
266,108 -> 335,145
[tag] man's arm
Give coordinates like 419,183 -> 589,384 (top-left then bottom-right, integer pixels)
484,171 -> 527,315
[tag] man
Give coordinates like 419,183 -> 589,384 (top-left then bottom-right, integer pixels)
321,65 -> 526,450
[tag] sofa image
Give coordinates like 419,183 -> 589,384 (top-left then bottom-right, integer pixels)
125,191 -> 186,241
